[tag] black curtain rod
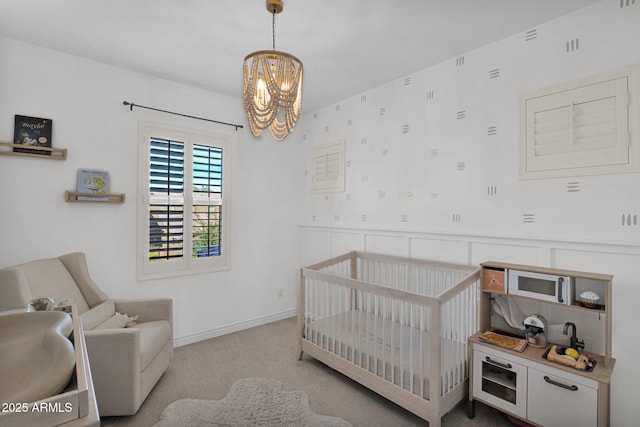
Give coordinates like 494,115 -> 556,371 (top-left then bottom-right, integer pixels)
122,101 -> 244,131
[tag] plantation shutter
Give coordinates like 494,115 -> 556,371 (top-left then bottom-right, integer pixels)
310,139 -> 345,193
192,144 -> 223,258
520,67 -> 637,179
149,138 -> 185,261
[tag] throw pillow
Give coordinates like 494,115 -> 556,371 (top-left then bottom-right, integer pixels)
95,312 -> 139,330
80,300 -> 115,330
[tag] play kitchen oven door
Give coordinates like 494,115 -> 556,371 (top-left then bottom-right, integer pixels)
507,269 -> 571,304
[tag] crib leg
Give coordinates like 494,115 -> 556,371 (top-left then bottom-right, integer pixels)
467,399 -> 476,419
297,350 -> 304,361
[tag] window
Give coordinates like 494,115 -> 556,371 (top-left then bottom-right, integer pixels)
309,139 -> 346,194
137,122 -> 231,279
519,66 -> 638,179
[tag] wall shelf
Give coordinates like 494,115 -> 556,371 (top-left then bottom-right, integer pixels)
65,191 -> 125,204
0,141 -> 67,160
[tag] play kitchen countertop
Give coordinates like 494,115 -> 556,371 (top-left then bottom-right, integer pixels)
469,332 -> 615,384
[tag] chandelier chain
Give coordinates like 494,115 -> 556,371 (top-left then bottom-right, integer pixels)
272,10 -> 276,50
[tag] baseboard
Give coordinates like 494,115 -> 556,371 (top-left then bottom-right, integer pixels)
173,309 -> 297,347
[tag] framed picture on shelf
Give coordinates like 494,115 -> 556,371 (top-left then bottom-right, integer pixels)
13,115 -> 53,155
77,169 -> 110,200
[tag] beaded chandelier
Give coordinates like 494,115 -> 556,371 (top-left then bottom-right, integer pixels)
243,0 -> 303,141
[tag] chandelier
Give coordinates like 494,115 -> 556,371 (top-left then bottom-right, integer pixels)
243,0 -> 303,141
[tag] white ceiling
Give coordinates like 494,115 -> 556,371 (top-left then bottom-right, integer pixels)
0,0 -> 600,113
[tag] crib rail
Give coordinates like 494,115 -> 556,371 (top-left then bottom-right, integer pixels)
299,251 -> 480,403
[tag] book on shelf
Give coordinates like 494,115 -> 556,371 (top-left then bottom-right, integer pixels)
478,331 -> 528,352
77,169 -> 110,200
13,115 -> 53,155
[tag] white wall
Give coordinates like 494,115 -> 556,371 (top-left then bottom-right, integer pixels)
0,37 -> 304,344
293,1 -> 639,425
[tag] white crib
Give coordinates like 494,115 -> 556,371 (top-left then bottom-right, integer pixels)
297,251 -> 481,427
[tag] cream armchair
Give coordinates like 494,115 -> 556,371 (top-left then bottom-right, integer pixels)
0,252 -> 173,416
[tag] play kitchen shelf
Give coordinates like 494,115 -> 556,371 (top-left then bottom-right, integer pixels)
0,141 -> 67,160
468,262 -> 614,427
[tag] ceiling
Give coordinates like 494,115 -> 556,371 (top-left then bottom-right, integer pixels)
0,0 -> 600,113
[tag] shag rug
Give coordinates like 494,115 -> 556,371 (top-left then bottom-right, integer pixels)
153,377 -> 353,427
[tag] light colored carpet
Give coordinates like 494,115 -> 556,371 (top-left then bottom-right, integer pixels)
101,317 -> 514,426
153,377 -> 352,427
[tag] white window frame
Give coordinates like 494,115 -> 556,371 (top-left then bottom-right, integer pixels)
519,65 -> 639,179
137,121 -> 231,280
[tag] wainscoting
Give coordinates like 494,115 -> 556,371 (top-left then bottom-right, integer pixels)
299,224 -> 640,426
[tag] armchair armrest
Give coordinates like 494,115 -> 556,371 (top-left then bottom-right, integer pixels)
83,328 -> 143,414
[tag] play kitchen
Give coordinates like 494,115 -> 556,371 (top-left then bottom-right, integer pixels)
468,262 -> 615,427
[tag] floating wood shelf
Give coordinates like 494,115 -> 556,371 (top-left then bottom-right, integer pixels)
65,191 -> 125,204
0,141 -> 67,160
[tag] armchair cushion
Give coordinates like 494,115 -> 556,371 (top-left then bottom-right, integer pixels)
135,321 -> 171,370
20,258 -> 92,312
81,299 -> 116,330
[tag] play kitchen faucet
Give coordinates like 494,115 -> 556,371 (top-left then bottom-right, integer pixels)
563,322 -> 585,351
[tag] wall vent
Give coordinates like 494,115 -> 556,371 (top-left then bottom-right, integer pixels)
361,175 -> 369,183
456,56 -> 465,67
525,29 -> 538,41
361,95 -> 367,103
522,213 -> 536,223
324,195 -> 329,201
361,214 -> 368,222
430,193 -> 439,200
489,68 -> 501,79
452,213 -> 461,223
431,149 -> 439,156
347,118 -> 353,126
401,124 -> 410,134
381,149 -> 389,157
457,110 -> 466,119
311,215 -> 317,222
346,160 -> 352,167
403,77 -> 412,86
346,193 -> 352,201
334,215 -> 340,222
379,107 -> 387,116
487,185 -> 498,196
620,0 -> 636,7
378,190 -> 386,199
488,125 -> 498,136
361,137 -> 367,146
335,104 -> 341,111
457,162 -> 466,171
407,191 -> 414,199
303,134 -> 308,141
426,90 -> 435,100
400,214 -> 409,223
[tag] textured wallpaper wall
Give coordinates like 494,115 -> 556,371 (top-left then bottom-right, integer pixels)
295,0 -> 640,245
